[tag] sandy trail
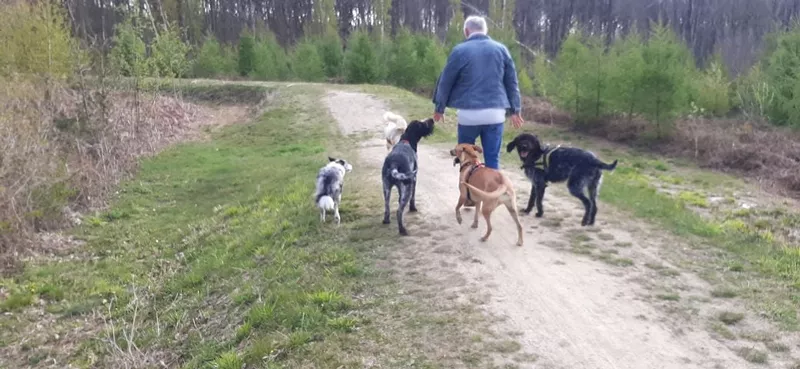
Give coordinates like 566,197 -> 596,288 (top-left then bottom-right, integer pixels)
324,90 -> 755,369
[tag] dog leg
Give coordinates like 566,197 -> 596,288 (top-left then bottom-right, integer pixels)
321,209 -> 326,222
455,195 -> 465,225
568,179 -> 593,226
409,177 -> 418,212
479,203 -> 494,242
334,194 -> 342,226
471,201 -> 481,228
397,183 -> 411,236
523,182 -> 536,214
587,173 -> 601,226
382,181 -> 391,224
503,197 -> 524,246
535,180 -> 547,217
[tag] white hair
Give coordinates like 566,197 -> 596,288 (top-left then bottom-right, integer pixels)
463,15 -> 488,35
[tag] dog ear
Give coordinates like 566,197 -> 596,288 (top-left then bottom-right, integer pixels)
472,145 -> 483,153
328,156 -> 336,162
506,138 -> 517,153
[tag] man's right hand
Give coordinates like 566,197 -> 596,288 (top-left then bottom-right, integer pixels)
433,112 -> 444,122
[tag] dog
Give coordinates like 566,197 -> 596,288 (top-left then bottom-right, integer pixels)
383,111 -> 408,151
382,118 -> 435,235
506,133 -> 618,226
314,156 -> 353,225
450,143 -> 523,246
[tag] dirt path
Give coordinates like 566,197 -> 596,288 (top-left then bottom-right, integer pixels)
324,90 -> 765,369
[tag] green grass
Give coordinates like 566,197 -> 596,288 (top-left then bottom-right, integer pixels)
0,83 -> 481,368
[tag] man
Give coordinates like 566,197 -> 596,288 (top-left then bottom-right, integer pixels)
432,15 -> 524,206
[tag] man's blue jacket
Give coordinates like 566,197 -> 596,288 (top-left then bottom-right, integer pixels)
432,34 -> 521,116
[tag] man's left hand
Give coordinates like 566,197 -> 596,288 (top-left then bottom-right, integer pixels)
510,114 -> 524,129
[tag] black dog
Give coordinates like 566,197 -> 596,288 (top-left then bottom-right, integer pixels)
382,118 -> 435,235
506,133 -> 618,226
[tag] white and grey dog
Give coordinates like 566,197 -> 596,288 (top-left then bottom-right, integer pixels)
315,156 -> 354,225
383,111 -> 407,151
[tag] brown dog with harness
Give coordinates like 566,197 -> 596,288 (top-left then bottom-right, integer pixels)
450,143 -> 523,246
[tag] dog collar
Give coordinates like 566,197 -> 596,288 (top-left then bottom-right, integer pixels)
400,139 -> 409,144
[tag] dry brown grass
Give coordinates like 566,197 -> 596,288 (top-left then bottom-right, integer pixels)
0,76 -> 240,271
521,96 -> 800,199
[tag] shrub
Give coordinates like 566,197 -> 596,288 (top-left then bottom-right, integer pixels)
251,33 -> 291,81
0,1 -> 77,78
734,64 -> 774,120
765,27 -> 800,127
109,16 -> 149,77
149,27 -> 191,78
292,39 -> 326,82
550,32 -> 610,122
387,29 -> 420,89
606,31 -> 645,121
343,31 -> 379,84
633,23 -> 695,135
414,35 -> 447,90
238,32 -> 256,77
317,32 -> 344,78
518,67 -> 534,96
192,35 -> 237,78
691,56 -> 731,117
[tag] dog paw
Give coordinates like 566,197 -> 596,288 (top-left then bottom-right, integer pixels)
409,207 -> 418,213
382,219 -> 390,224
535,212 -> 543,218
399,229 -> 409,236
480,236 -> 489,242
471,223 -> 478,229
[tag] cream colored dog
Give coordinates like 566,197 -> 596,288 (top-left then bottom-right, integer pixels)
450,143 -> 523,246
383,111 -> 407,151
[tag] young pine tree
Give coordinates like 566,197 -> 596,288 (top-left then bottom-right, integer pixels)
607,31 -> 645,122
636,23 -> 694,136
192,35 -> 236,78
251,33 -> 291,81
109,16 -> 148,77
388,29 -> 420,89
292,39 -> 326,82
238,32 -> 256,77
343,31 -> 379,84
765,27 -> 800,127
149,27 -> 191,78
414,35 -> 447,91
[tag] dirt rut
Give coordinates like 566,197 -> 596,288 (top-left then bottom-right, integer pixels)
324,90 -> 758,369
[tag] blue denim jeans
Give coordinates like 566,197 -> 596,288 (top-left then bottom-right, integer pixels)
457,123 -> 504,169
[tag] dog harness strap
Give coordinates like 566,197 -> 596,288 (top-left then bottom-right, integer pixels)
464,162 -> 485,201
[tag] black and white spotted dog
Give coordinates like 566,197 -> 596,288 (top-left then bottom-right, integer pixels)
315,157 -> 353,225
381,118 -> 435,235
506,133 -> 618,226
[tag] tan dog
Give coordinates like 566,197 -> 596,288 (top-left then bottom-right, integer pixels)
450,144 -> 523,246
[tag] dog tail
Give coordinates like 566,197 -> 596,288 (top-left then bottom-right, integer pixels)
391,168 -> 417,181
383,112 -> 407,127
461,182 -> 508,200
598,159 -> 618,171
317,195 -> 335,211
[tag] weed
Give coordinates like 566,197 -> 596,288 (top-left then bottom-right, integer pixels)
597,233 -> 615,241
718,311 -> 745,325
765,341 -> 790,352
678,191 -> 709,208
737,347 -> 768,364
709,322 -> 736,340
710,287 -> 738,299
211,351 -> 243,369
0,293 -> 33,312
656,293 -> 680,301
